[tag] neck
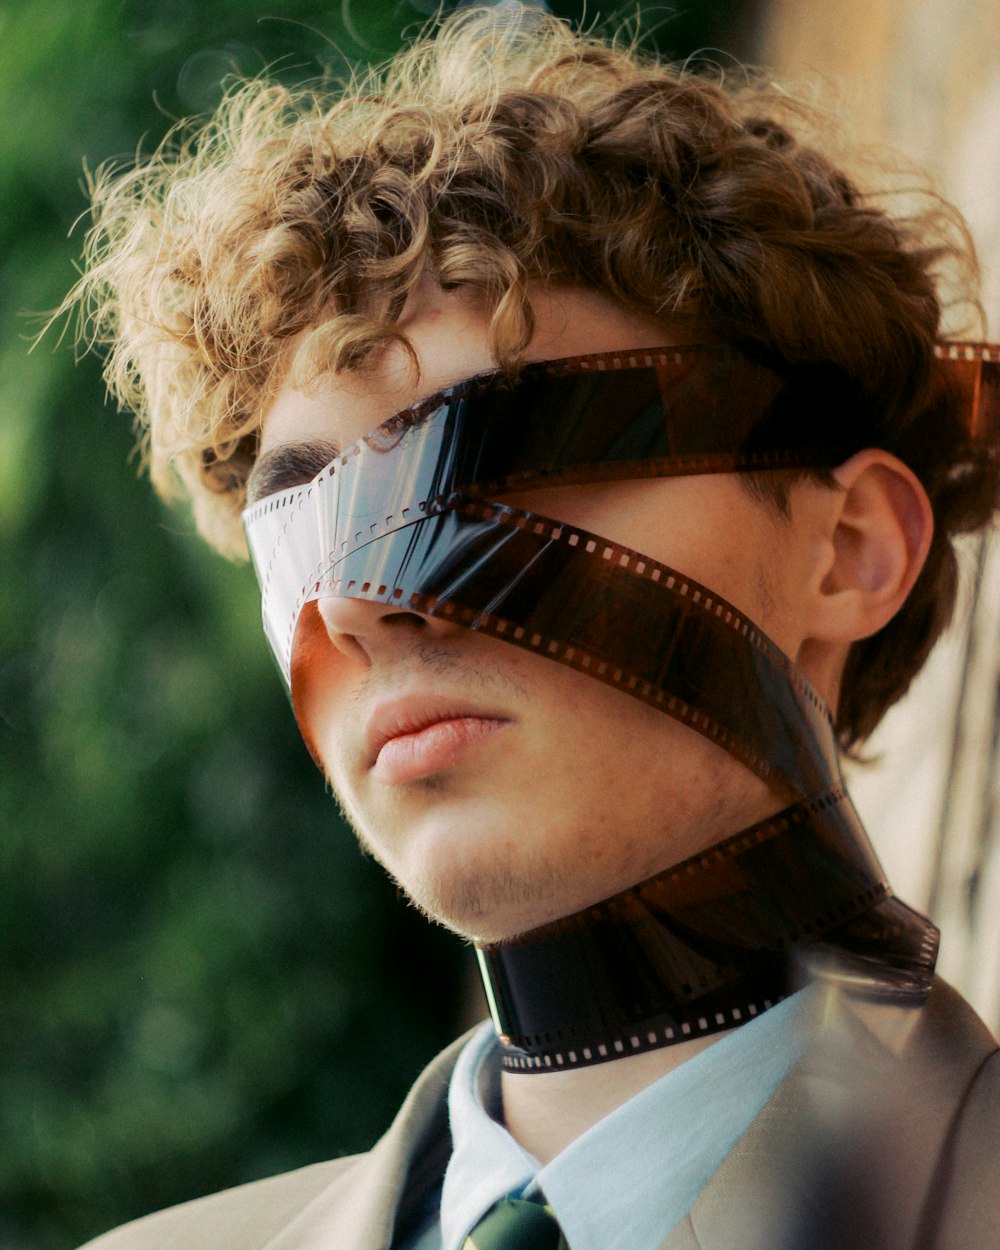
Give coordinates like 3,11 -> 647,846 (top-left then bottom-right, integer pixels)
500,1029 -> 729,1163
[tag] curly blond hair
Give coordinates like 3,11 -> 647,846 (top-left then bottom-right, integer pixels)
67,3 -> 995,745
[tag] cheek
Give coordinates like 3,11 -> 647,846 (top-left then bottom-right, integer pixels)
503,479 -> 790,637
632,481 -> 798,645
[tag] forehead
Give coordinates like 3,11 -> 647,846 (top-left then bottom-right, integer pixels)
260,335 -> 495,457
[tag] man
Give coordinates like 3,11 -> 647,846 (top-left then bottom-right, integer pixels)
71,6 -> 1000,1248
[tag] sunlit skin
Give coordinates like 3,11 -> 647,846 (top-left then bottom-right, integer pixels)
254,282 -> 933,1161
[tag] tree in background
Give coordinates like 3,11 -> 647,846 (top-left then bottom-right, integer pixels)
0,3 -> 751,1246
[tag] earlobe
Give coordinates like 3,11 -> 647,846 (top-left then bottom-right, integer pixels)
810,450 -> 934,646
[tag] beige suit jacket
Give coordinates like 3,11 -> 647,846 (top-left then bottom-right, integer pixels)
81,979 -> 1000,1250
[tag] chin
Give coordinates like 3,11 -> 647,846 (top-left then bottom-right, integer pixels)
386,839 -> 575,943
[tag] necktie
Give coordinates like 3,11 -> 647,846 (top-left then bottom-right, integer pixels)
461,1197 -> 568,1250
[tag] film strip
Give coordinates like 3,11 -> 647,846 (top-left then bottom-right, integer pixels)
241,340 -> 974,1068
244,343 -> 868,637
476,788 -> 938,1072
933,341 -> 1000,450
291,498 -> 841,801
245,340 -> 1000,690
491,987 -> 793,1072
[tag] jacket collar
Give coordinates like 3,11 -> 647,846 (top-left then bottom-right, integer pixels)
257,980 -> 995,1250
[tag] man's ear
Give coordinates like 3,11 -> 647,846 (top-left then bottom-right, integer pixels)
806,449 -> 934,646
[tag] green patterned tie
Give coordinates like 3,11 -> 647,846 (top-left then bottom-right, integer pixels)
461,1197 -> 568,1250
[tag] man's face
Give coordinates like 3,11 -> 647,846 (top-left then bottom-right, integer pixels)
254,285 -> 835,942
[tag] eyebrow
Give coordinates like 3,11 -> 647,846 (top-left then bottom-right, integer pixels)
245,439 -> 342,504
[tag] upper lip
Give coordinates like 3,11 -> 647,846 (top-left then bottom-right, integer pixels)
363,694 -> 511,768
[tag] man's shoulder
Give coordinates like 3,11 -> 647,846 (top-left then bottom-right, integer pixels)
78,1154 -> 366,1250
919,975 -> 998,1062
923,981 -> 1000,1244
684,977 -> 1000,1249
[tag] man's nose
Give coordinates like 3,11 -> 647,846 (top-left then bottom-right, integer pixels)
315,593 -> 454,668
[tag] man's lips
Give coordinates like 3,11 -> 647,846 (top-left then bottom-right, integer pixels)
364,696 -> 512,784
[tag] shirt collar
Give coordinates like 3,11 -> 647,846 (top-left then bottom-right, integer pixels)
440,994 -> 809,1250
440,1023 -> 538,1250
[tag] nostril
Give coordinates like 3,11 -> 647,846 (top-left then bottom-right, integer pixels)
382,610 -> 429,629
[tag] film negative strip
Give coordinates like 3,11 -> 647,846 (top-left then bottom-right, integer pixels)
933,340 -> 1000,449
244,343 -> 869,659
241,340 -> 983,1068
291,499 -> 841,802
477,788 -> 939,1072
245,340 -> 1000,689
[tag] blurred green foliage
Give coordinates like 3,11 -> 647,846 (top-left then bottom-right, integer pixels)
0,1 -> 752,1247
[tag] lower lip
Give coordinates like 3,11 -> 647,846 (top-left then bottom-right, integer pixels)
372,717 -> 511,784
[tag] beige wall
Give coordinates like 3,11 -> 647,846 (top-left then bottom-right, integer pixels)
763,0 -> 1000,330
761,0 -> 1000,1032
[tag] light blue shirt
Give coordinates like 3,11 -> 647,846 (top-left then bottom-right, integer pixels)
403,992 -> 807,1250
